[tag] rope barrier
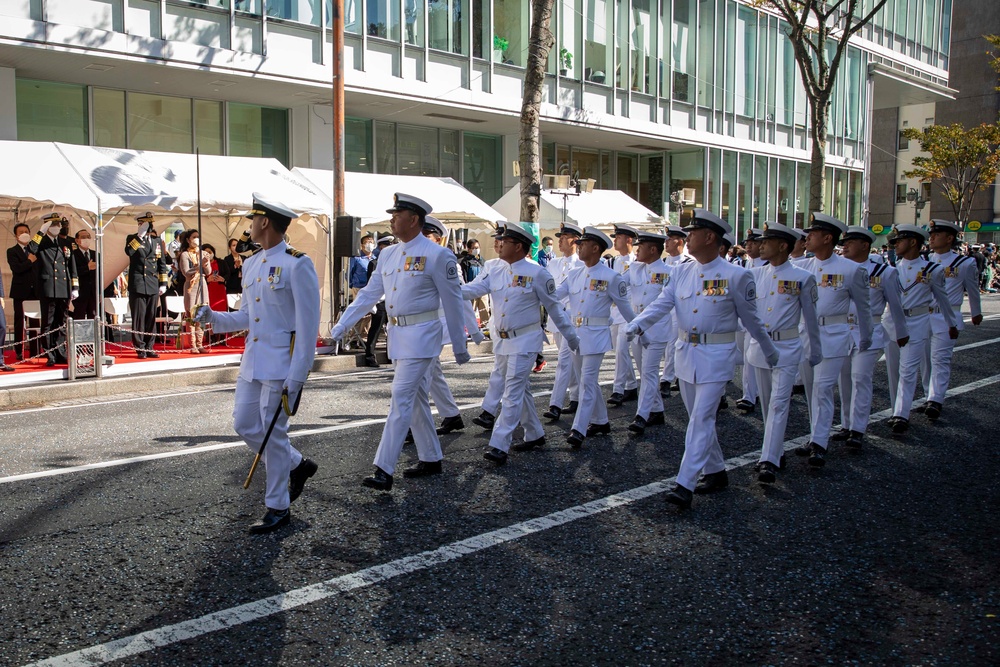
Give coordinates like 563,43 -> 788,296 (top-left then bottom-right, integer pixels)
0,324 -> 69,367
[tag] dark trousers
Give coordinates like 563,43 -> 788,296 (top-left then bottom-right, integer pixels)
13,298 -> 27,358
130,292 -> 158,352
39,296 -> 68,363
72,290 -> 97,320
365,301 -> 387,357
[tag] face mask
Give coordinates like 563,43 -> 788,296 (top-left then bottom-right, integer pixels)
364,243 -> 375,253
192,239 -> 200,248
18,233 -> 29,244
47,227 -> 59,237
545,245 -> 553,252
205,252 -> 214,260
78,239 -> 91,250
471,248 -> 480,256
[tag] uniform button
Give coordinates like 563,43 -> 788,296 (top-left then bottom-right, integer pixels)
699,273 -> 704,278
255,297 -> 260,302
504,299 -> 508,303
393,287 -> 397,291
765,323 -> 771,328
262,259 -> 267,263
397,269 -> 401,273
770,291 -> 775,295
253,337 -> 258,342
693,309 -> 698,313
692,326 -> 697,331
254,317 -> 260,322
767,307 -> 772,311
257,277 -> 261,282
696,291 -> 701,296
389,305 -> 394,309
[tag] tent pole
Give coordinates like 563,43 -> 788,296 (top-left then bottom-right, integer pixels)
95,205 -> 105,379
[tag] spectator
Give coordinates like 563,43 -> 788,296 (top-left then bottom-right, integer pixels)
363,235 -> 395,366
537,236 -> 555,267
969,244 -> 987,291
177,229 -> 212,353
6,222 -> 38,361
28,214 -> 78,366
348,234 -> 375,342
71,229 -> 98,320
459,238 -> 488,326
201,244 -> 228,312
219,238 -> 243,299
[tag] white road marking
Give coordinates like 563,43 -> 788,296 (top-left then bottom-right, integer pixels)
25,371 -> 1000,667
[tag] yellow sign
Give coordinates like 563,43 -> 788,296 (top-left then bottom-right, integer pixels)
871,224 -> 884,234
968,220 -> 982,232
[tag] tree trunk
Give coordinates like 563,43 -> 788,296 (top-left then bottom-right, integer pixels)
809,99 -> 830,216
518,0 -> 555,224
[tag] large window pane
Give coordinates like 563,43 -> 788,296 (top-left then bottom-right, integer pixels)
671,0 -> 695,102
796,161 -> 809,227
696,0 -> 715,107
585,0 -> 613,84
194,100 -> 223,155
667,149 -> 704,225
128,93 -> 192,153
367,0 -> 400,40
559,0 -> 582,79
93,88 -> 126,149
346,117 -> 372,172
571,148 -> 601,182
707,147 -> 720,212
429,0 -> 467,54
617,153 -> 638,200
494,0 -> 526,65
753,154 -> 768,226
228,103 -> 289,166
737,152 -> 752,234
405,0 -> 424,46
266,0 -> 321,25
16,79 -> 88,145
630,0 -> 653,93
441,129 -> 460,180
375,121 -> 396,173
463,133 -> 501,205
328,0 -> 361,33
735,6 -> 757,117
776,20 -> 794,125
777,158 -> 795,225
721,150 -> 737,230
472,0 -> 486,58
398,124 -> 439,177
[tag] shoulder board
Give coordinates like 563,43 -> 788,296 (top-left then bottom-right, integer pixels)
870,263 -> 889,279
951,255 -> 970,268
924,262 -> 939,274
285,247 -> 306,258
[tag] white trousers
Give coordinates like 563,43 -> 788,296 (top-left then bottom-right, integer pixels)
886,336 -> 928,419
800,355 -> 848,448
571,352 -> 609,434
611,324 -> 638,393
921,332 -> 957,404
428,356 -> 460,419
373,358 -> 443,475
660,315 -> 678,383
234,377 -> 303,511
489,353 -> 545,452
739,332 -> 759,403
754,364 -> 797,466
549,331 -> 580,408
481,352 -> 505,416
633,339 -> 666,419
676,379 -> 729,491
837,347 -> 882,434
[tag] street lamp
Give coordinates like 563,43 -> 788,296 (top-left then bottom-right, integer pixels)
905,187 -> 928,225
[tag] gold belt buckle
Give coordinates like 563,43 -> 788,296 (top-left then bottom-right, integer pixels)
390,316 -> 399,325
498,330 -> 510,339
575,317 -> 583,327
688,332 -> 700,344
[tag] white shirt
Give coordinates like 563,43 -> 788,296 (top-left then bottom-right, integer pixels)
798,252 -> 872,357
554,261 -> 635,355
927,250 -> 981,332
627,258 -> 673,344
747,261 -> 820,368
544,253 -> 584,333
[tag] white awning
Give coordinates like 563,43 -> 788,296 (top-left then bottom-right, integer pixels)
492,186 -> 662,232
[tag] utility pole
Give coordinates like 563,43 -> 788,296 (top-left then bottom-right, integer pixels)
330,0 -> 345,330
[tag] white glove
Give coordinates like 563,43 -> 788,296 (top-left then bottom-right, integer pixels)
331,324 -> 345,342
38,221 -> 52,236
454,350 -> 471,365
859,338 -> 872,352
766,351 -> 780,368
285,380 -> 304,404
809,352 -> 822,367
471,329 -> 485,345
70,290 -> 79,300
158,285 -> 166,295
193,305 -> 215,324
566,334 -> 580,352
624,321 -> 640,342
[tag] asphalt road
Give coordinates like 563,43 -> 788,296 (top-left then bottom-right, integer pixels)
3,300 -> 1000,666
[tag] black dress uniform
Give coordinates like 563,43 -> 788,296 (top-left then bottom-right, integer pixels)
125,213 -> 168,357
28,215 -> 78,365
71,243 -> 98,320
7,235 -> 38,359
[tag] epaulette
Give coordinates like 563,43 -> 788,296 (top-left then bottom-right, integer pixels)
286,247 -> 306,258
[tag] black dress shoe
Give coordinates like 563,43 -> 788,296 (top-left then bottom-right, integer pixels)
628,416 -> 647,434
694,470 -> 729,494
483,448 -> 508,465
146,350 -> 160,358
891,417 -> 909,434
758,461 -> 778,485
845,431 -> 864,451
659,380 -> 671,398
0,364 -> 14,372
586,422 -> 611,437
717,396 -> 729,412
402,460 -> 442,478
779,453 -> 787,470
436,415 -> 465,435
622,388 -> 638,402
735,399 -> 755,414
512,436 -> 544,452
363,354 -> 379,367
136,350 -> 147,359
794,443 -> 813,456
289,458 -> 318,502
912,402 -> 928,414
543,405 -> 562,420
646,411 -> 665,425
671,380 -> 680,391
665,484 -> 693,509
808,443 -> 826,468
248,508 -> 290,534
791,384 -> 806,395
924,401 -> 942,421
46,358 -> 57,367
566,429 -> 585,449
830,427 -> 851,441
472,410 -> 495,429
564,400 -> 579,414
404,429 -> 414,444
607,392 -> 625,406
362,467 -> 394,491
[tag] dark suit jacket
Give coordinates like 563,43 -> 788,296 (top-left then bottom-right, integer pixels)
72,247 -> 98,297
7,244 -> 37,300
27,234 -> 78,299
125,233 -> 168,297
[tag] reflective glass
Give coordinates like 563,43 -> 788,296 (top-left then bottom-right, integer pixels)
630,0 -> 654,93
346,117 -> 372,172
753,155 -> 768,226
735,6 -> 757,118
375,121 -> 396,173
585,0 -> 612,84
328,0 -> 362,33
228,103 -> 289,166
93,88 -> 126,149
16,79 -> 88,145
559,0 -> 582,79
707,148 -> 720,212
721,150 -> 737,229
671,0 -> 695,103
128,92 -> 192,153
796,161 -> 809,227
464,132 -> 502,205
266,0 -> 321,25
737,152 -> 752,233
367,0 -> 400,40
571,148 -> 601,182
668,149 -> 705,223
696,0 -> 715,107
398,124 -> 439,176
404,0 -> 424,46
429,0 -> 468,55
617,153 -> 639,200
194,99 -> 224,155
494,0 -> 525,65
441,129 -> 460,180
777,159 -> 795,225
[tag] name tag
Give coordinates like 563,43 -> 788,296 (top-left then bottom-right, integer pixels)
404,256 -> 426,272
820,274 -> 843,288
777,280 -> 801,295
589,279 -> 608,292
650,273 -> 669,285
511,275 -> 533,288
703,279 -> 729,296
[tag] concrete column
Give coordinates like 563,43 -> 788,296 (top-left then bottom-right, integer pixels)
0,67 -> 18,140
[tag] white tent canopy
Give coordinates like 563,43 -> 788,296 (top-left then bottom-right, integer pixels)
294,169 -> 504,231
492,187 -> 662,235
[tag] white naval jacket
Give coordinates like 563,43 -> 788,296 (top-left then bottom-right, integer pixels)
461,258 -> 575,355
609,252 -> 636,326
927,250 -> 981,333
211,241 -> 321,384
337,234 -> 468,361
746,261 -> 821,368
544,253 -> 584,333
798,253 -> 872,357
853,258 -> 907,350
627,258 -> 673,344
554,261 -> 635,355
631,256 -> 779,384
883,257 -> 957,342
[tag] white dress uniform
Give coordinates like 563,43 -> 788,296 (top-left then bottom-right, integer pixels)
660,250 -> 693,385
474,256 -> 509,419
462,231 -> 578,455
883,232 -> 958,421
738,255 -> 769,407
553,229 -> 636,440
837,254 -> 907,437
920,242 -> 981,407
333,231 -> 468,476
546,247 -> 585,412
748,254 -> 821,468
627,253 -> 673,421
210,238 -> 320,511
609,241 -> 639,397
797,247 -> 871,450
629,251 -> 778,493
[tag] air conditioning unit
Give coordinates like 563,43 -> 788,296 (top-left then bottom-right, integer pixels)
681,188 -> 696,205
